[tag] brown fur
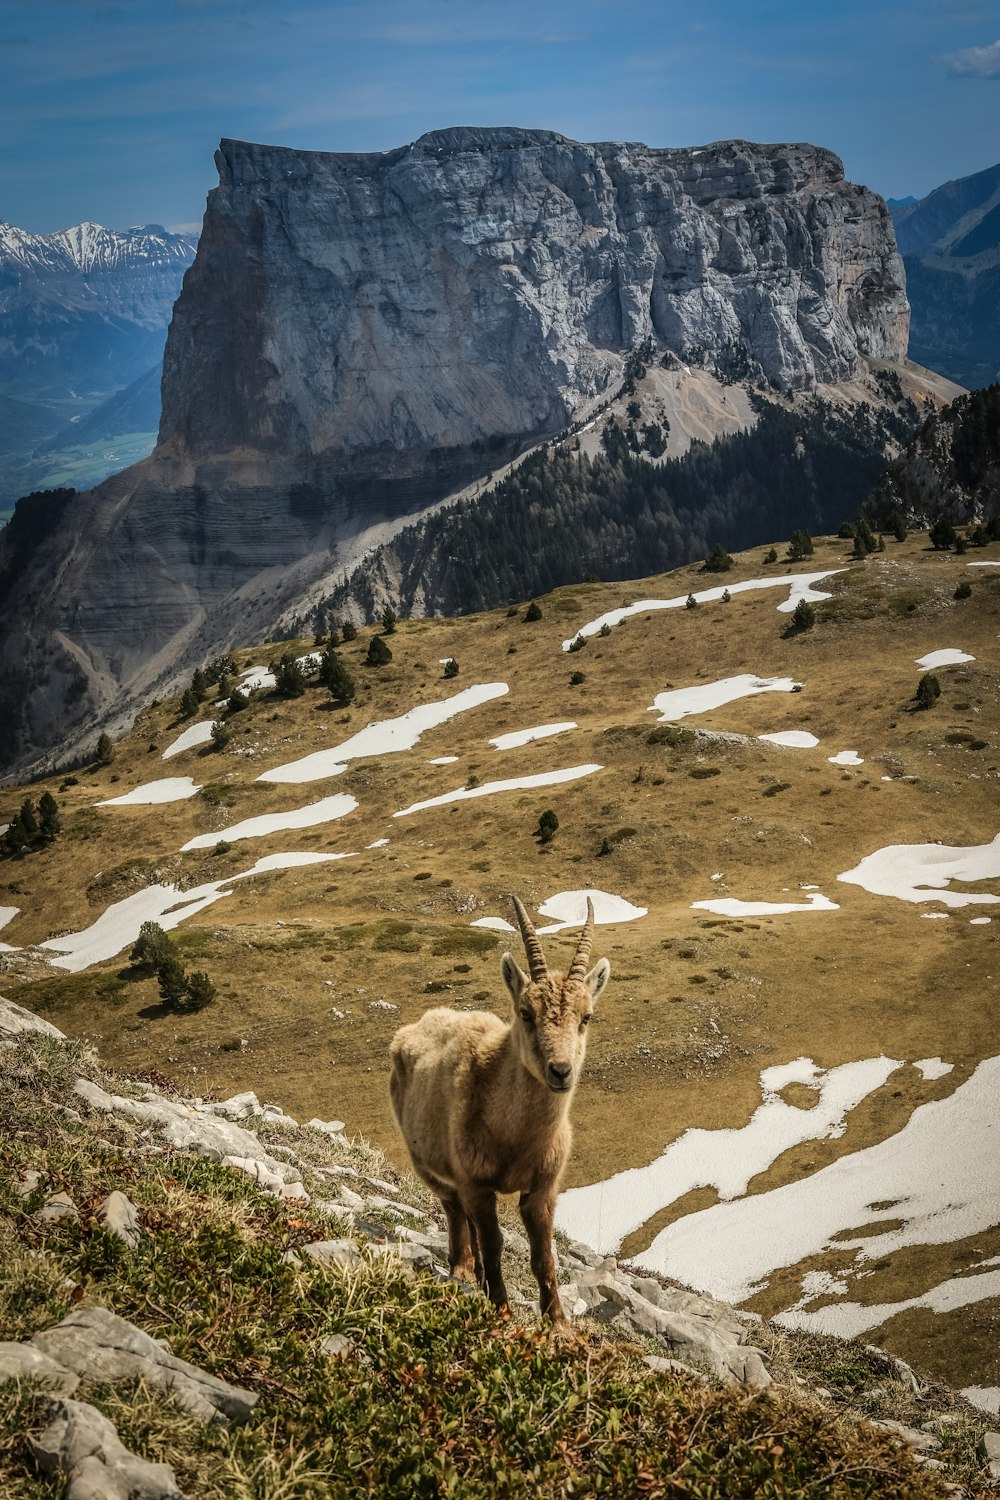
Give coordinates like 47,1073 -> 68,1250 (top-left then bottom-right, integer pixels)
389,904 -> 610,1331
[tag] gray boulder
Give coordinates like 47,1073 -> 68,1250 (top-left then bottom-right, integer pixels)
0,1341 -> 79,1395
96,1191 -> 142,1249
32,1307 -> 258,1426
29,1396 -> 184,1499
0,996 -> 65,1041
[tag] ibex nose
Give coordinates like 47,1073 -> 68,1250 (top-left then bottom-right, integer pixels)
547,1061 -> 572,1091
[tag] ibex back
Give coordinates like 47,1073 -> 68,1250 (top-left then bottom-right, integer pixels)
389,895 -> 610,1342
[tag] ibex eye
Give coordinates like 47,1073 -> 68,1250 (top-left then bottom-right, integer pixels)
520,1009 -> 535,1026
580,1014 -> 592,1029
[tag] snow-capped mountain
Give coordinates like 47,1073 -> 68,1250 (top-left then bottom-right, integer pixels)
0,220 -> 196,281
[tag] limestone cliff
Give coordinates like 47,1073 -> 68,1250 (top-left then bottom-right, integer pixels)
0,128 -> 908,776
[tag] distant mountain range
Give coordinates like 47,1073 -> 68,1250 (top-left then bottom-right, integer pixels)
0,220 -> 197,511
891,162 -> 1000,390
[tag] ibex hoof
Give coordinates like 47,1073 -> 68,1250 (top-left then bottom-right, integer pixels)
547,1321 -> 584,1357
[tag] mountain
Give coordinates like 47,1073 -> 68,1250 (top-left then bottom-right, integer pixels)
869,383 -> 1000,528
890,162 -> 1000,390
0,127 -> 917,777
2,529 -> 1000,1421
0,219 -> 197,509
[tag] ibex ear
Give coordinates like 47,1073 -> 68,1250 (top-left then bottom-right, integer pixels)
584,958 -> 611,1003
501,953 -> 528,1002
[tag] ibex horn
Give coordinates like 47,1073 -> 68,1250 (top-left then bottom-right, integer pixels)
567,898 -> 596,982
512,895 -> 547,981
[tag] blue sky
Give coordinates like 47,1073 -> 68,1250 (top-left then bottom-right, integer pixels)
3,0 -> 1000,233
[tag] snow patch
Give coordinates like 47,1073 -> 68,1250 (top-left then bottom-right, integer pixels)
490,722 -> 577,750
394,764 -> 602,818
828,750 -> 863,766
913,1057 -> 953,1080
692,893 -> 838,917
40,853 -> 344,973
258,684 -> 509,783
650,675 -> 802,723
556,1055 -> 902,1257
838,833 -> 1000,908
629,1056 -> 1000,1313
366,838 -> 390,849
181,793 -> 358,851
98,777 -> 201,806
758,730 -> 819,749
535,889 -> 648,933
470,916 -> 517,932
162,722 -> 215,759
562,570 -> 845,649
914,649 -> 975,669
428,756 -> 459,765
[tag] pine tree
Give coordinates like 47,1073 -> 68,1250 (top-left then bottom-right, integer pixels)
443,658 -> 459,678
191,668 -> 208,700
537,810 -> 559,843
685,593 -> 698,609
341,620 -> 358,642
703,543 -> 733,572
319,647 -> 356,704
764,547 -> 779,564
131,921 -> 174,972
524,601 -> 543,621
787,530 -> 814,561
179,687 -> 200,718
273,653 -> 307,697
892,514 -> 908,542
17,798 -> 38,841
914,673 -> 941,710
37,792 -> 60,841
381,605 -> 398,635
184,971 -> 217,1011
95,732 -> 115,765
367,635 -> 393,666
929,516 -> 957,551
210,720 -> 231,749
157,955 -> 190,1010
227,689 -> 247,714
792,599 -> 816,629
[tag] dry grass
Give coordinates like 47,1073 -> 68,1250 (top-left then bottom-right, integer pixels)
2,532 -> 1000,1395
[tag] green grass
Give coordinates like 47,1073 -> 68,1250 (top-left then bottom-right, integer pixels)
0,1030 -> 986,1499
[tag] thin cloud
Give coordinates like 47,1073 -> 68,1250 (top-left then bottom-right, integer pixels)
942,38 -> 1000,76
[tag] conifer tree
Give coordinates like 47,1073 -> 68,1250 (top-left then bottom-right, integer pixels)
320,647 -> 356,703
38,792 -> 60,841
96,731 -> 115,765
341,620 -> 358,642
367,635 -> 393,666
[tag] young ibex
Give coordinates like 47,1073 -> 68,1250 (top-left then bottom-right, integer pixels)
389,895 -> 610,1342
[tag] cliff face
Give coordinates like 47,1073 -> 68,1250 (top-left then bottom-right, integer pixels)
0,128 -> 908,775
161,129 -> 906,464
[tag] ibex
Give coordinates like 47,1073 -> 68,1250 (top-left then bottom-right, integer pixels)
389,895 -> 610,1344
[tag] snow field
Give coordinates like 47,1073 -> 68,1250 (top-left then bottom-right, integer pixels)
161,721 -> 215,759
536,889 -> 648,932
828,750 -> 864,766
914,649 -> 975,669
629,1057 -> 1000,1314
180,793 -> 358,851
0,905 -> 18,954
556,1055 -> 902,1257
758,731 -> 819,748
98,777 -> 202,807
489,722 -> 577,751
393,764 -> 603,818
39,853 -> 346,973
562,570 -> 846,649
692,893 -> 839,917
258,684 -> 509,783
838,832 -> 1000,907
650,674 -> 802,723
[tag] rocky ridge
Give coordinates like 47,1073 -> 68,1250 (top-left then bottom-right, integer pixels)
2,994 -> 998,1497
0,127 -> 909,778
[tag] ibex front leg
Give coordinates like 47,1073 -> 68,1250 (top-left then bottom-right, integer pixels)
464,1188 -> 508,1309
521,1186 -> 581,1353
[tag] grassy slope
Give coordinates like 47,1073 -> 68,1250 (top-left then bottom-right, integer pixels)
0,1028 -> 990,1498
1,531 -> 999,1398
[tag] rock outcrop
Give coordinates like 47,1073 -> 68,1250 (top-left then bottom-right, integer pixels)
0,129 -> 908,777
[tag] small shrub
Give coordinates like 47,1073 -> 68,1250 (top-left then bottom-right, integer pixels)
792,599 -> 816,630
506,605 -> 519,617
764,546 -> 779,564
184,971 -> 217,1011
838,521 -> 856,539
342,619 -> 358,641
599,622 -> 612,637
685,593 -> 698,610
721,589 -> 731,603
914,673 -> 941,710
442,658 -> 459,678
210,720 -> 230,750
367,635 -> 393,667
954,580 -> 972,600
762,781 -> 791,796
271,653 -> 307,698
537,809 -> 559,843
130,921 -> 174,973
568,635 -> 586,652
524,601 -> 543,622
569,670 -> 585,685
703,543 -> 733,572
227,689 -> 247,714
